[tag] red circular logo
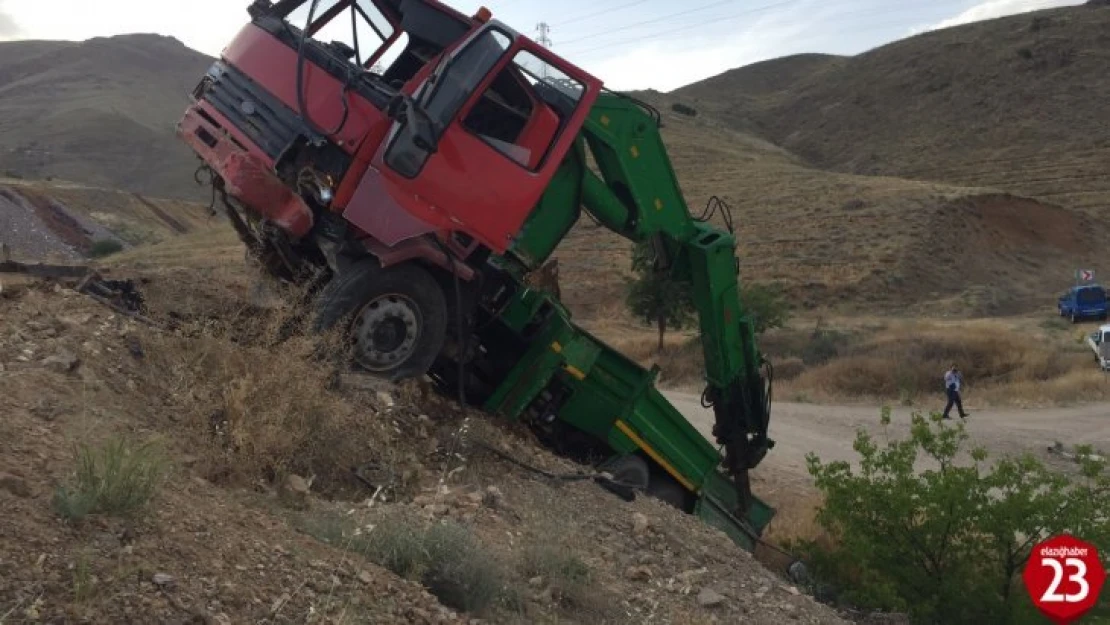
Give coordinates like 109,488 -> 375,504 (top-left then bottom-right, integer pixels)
1023,534 -> 1105,624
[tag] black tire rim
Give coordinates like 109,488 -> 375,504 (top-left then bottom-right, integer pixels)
351,293 -> 422,372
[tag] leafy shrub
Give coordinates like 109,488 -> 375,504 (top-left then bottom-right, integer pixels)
801,328 -> 848,365
88,239 -> 124,258
798,408 -> 1110,624
53,437 -> 167,520
742,282 -> 791,335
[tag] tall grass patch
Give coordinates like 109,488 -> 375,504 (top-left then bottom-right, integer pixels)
53,437 -> 167,520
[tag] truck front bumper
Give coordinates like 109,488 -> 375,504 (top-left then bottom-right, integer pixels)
177,104 -> 314,238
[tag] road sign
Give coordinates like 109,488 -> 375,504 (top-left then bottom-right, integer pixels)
1080,270 -> 1095,282
1023,534 -> 1105,624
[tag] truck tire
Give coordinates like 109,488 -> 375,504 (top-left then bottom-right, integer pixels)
312,260 -> 448,381
647,473 -> 692,512
599,455 -> 650,490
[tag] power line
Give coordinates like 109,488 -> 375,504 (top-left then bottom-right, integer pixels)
557,0 -> 749,47
559,0 -> 969,58
554,0 -> 652,27
559,0 -> 1070,57
563,0 -> 802,54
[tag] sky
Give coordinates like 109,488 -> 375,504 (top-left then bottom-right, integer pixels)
0,0 -> 1084,91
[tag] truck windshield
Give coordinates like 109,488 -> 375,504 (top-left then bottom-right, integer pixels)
286,0 -> 403,70
1078,288 -> 1106,304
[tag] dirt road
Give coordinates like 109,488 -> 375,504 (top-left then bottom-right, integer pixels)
664,392 -> 1110,485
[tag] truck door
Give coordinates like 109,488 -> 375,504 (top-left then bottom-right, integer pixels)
372,20 -> 601,254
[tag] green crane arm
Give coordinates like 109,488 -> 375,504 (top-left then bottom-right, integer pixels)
576,93 -> 774,506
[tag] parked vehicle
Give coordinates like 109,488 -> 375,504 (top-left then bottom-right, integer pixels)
1058,284 -> 1108,322
1087,325 -> 1110,371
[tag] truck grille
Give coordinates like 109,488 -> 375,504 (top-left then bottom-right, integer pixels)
196,61 -> 305,160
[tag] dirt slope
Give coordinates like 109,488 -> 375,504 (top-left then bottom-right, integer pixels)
0,268 -> 852,624
672,4 -> 1110,215
0,34 -> 213,200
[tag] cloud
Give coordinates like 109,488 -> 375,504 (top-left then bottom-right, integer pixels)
928,0 -> 1079,31
0,1 -> 21,38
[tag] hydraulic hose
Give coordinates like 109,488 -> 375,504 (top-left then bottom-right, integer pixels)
296,0 -> 352,138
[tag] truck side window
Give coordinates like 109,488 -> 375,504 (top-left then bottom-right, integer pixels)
462,50 -> 585,171
422,30 -> 512,134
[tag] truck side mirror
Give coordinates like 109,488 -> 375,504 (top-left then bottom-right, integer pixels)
383,94 -> 440,178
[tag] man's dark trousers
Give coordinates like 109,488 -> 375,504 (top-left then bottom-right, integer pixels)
943,386 -> 965,418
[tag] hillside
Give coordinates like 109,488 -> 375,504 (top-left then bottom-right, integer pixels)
0,34 -> 212,200
0,263 -> 851,624
556,98 -> 1107,319
672,3 -> 1110,215
1,4 -> 1107,319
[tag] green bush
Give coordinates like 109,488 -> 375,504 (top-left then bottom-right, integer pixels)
801,328 -> 848,365
53,437 -> 167,520
742,282 -> 791,335
88,239 -> 124,258
798,408 -> 1110,624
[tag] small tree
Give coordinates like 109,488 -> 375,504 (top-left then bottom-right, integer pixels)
799,408 -> 1110,624
625,241 -> 695,352
741,282 -> 791,335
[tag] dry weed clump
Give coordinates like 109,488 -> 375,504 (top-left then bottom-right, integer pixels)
306,509 -> 512,616
519,542 -> 617,620
145,298 -> 402,495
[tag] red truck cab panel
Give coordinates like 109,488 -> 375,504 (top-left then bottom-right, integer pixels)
364,22 -> 602,254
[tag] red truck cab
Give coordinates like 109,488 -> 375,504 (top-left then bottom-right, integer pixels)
179,0 -> 599,272
175,0 -> 601,379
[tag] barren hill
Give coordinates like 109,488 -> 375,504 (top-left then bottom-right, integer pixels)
0,34 -> 212,201
558,97 -> 1107,319
672,3 -> 1110,215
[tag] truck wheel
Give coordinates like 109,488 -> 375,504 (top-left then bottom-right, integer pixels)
599,455 -> 650,491
647,473 -> 692,512
313,260 -> 447,381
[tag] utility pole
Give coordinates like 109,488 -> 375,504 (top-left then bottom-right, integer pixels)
534,22 -> 552,78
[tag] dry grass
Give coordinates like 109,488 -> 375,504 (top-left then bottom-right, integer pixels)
787,321 -> 1103,407
591,315 -> 1109,408
139,289 -> 410,496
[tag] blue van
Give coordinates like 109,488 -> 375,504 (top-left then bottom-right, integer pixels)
1058,285 -> 1108,322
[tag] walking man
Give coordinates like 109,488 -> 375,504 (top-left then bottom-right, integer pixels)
943,364 -> 969,420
